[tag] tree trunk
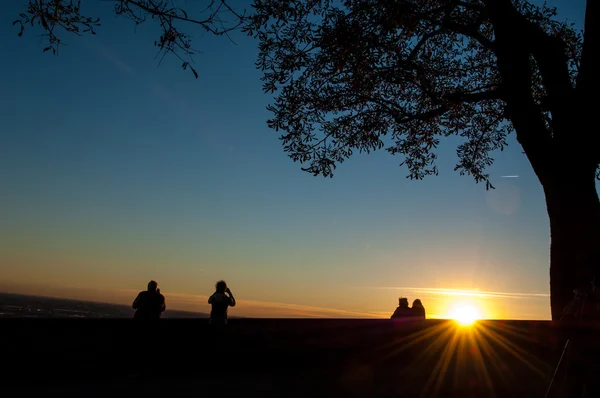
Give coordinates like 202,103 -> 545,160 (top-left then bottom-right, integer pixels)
544,167 -> 600,320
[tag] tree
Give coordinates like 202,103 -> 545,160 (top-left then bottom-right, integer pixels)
245,0 -> 599,320
14,0 -> 599,320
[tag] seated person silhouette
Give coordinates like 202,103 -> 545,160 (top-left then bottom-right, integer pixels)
208,280 -> 236,325
132,280 -> 166,319
391,297 -> 412,319
411,298 -> 426,319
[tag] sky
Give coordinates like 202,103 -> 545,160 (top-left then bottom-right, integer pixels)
0,0 -> 591,319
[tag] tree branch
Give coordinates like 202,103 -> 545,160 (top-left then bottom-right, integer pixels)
444,88 -> 502,103
123,0 -> 244,35
576,0 -> 598,97
443,20 -> 496,51
485,0 -> 554,181
407,28 -> 444,61
386,88 -> 501,125
16,0 -> 245,78
576,0 -> 599,166
515,14 -> 575,143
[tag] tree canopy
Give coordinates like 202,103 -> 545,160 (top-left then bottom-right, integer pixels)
245,0 -> 589,188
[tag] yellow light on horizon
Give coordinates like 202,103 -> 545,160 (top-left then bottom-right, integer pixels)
449,303 -> 482,326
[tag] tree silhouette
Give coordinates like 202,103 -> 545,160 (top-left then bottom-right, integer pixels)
245,0 -> 598,320
13,0 -> 246,78
13,0 -> 599,320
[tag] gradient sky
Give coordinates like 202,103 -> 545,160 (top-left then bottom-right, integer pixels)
0,0 -> 592,319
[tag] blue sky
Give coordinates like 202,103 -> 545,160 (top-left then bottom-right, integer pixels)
0,0 -> 590,319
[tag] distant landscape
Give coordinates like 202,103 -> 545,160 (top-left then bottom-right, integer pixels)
0,292 -> 211,318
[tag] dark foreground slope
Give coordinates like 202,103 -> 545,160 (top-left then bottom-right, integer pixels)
0,318 -> 591,397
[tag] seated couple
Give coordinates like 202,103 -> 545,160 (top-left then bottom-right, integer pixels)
391,297 -> 426,319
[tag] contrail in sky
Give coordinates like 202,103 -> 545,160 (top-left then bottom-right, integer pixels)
501,175 -> 520,178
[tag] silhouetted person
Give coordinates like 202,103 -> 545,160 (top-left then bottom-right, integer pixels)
208,280 -> 236,325
132,280 -> 166,319
411,298 -> 426,319
391,297 -> 412,319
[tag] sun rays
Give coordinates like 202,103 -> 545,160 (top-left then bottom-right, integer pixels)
342,319 -> 553,397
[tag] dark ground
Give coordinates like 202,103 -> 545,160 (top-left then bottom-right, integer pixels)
2,317 -> 589,397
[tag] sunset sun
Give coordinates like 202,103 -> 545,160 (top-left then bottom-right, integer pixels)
449,303 -> 482,326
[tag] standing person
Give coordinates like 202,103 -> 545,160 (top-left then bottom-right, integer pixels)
132,280 -> 166,319
208,280 -> 236,325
